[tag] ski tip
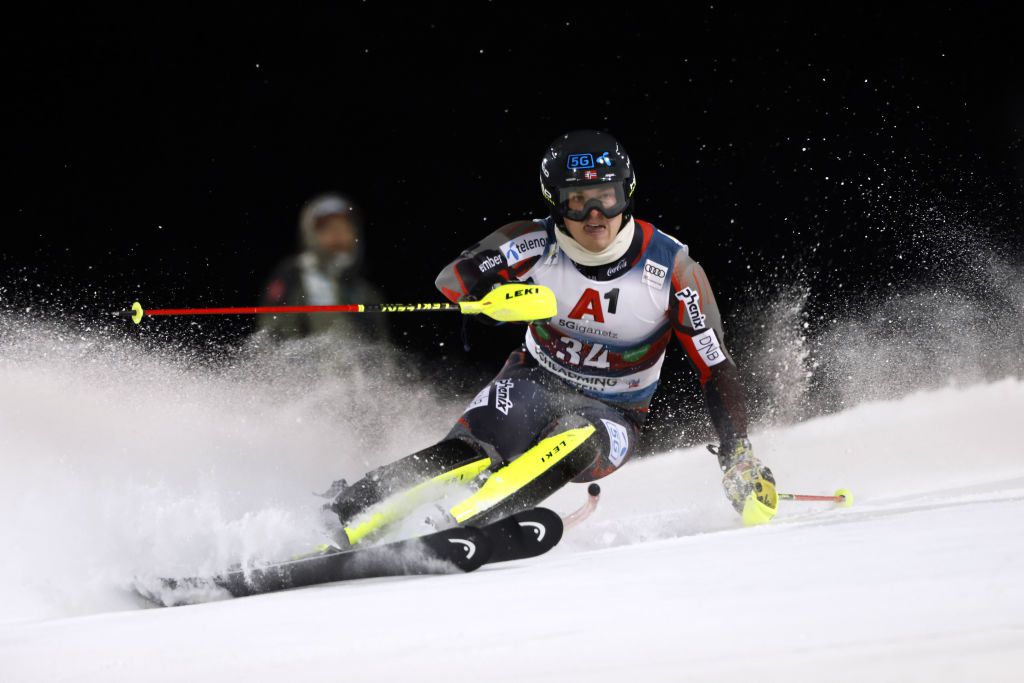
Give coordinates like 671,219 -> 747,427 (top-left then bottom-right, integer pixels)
519,507 -> 564,548
130,583 -> 164,608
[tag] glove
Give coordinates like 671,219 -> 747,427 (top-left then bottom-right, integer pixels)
711,439 -> 778,525
316,478 -> 349,500
461,249 -> 508,299
456,250 -> 509,329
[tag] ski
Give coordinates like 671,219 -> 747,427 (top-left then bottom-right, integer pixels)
136,524 -> 490,606
482,506 -> 563,563
136,507 -> 563,606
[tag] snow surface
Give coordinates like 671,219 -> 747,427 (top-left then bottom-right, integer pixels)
2,347 -> 1023,682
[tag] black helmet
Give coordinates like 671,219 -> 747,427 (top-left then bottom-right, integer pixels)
539,130 -> 636,229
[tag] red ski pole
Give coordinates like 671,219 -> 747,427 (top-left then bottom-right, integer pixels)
562,483 -> 602,531
779,489 -> 854,507
116,283 -> 558,325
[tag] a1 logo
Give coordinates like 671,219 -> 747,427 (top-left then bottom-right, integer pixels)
568,288 -> 620,322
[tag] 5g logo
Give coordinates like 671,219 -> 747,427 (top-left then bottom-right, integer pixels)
567,153 -> 595,169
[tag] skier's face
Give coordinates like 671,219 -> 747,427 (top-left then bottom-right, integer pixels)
563,206 -> 624,252
315,215 -> 358,254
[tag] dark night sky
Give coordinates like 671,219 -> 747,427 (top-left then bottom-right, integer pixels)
5,4 -> 1024,438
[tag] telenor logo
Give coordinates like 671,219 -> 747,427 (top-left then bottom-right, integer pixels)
500,232 -> 547,266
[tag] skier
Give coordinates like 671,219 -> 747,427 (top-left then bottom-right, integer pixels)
328,130 -> 777,543
258,193 -> 389,343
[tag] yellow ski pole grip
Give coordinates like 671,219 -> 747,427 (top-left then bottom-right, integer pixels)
459,284 -> 558,322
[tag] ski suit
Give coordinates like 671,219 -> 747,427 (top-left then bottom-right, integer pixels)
329,217 -> 749,532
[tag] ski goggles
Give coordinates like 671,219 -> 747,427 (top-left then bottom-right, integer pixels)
557,182 -> 629,221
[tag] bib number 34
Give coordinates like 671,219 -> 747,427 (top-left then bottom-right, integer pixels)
555,337 -> 610,368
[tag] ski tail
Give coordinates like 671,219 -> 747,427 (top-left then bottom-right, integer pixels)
482,507 -> 563,563
343,457 -> 491,545
449,425 -> 596,525
341,424 -> 595,545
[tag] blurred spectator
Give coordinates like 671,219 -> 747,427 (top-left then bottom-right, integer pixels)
258,193 -> 389,342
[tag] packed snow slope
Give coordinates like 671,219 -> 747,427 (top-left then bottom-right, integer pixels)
0,312 -> 1022,681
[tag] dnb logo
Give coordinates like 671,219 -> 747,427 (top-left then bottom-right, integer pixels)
567,153 -> 595,170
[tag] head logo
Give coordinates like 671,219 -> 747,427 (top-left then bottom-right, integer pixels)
567,153 -> 595,169
596,152 -> 613,166
519,521 -> 547,541
448,538 -> 477,559
583,169 -> 598,180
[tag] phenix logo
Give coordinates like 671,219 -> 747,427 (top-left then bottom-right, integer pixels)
478,254 -> 503,273
675,287 -> 707,329
494,379 -> 514,415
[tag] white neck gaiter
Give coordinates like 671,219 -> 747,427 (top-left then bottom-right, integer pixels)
553,217 -> 635,266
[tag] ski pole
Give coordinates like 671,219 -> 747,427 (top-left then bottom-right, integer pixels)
778,488 -> 854,507
118,283 -> 557,325
562,483 -> 601,531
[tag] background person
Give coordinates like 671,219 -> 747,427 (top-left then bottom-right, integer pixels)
258,193 -> 389,343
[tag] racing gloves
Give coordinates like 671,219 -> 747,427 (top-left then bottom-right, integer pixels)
712,438 -> 778,525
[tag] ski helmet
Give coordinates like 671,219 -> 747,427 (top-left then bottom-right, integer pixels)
539,130 -> 636,230
298,193 -> 366,277
299,193 -> 364,253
